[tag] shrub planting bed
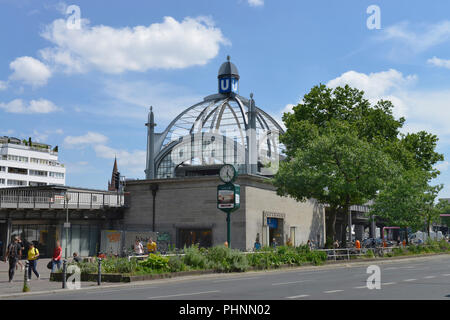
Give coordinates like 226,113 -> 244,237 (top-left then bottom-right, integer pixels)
50,241 -> 450,282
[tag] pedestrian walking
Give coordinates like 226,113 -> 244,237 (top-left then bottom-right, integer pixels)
134,239 -> 144,255
333,240 -> 340,249
4,236 -> 21,283
27,243 -> 40,280
146,238 -> 157,254
307,240 -> 313,251
271,238 -> 277,249
15,237 -> 24,272
51,240 -> 62,272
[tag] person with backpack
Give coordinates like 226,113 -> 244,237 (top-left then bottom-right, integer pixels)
4,236 -> 21,283
27,243 -> 40,280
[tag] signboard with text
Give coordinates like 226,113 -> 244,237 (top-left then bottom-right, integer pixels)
217,183 -> 240,212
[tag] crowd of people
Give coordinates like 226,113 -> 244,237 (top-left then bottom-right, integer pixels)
3,236 -> 85,283
133,238 -> 157,255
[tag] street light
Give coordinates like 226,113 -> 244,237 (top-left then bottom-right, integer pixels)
64,192 -> 71,260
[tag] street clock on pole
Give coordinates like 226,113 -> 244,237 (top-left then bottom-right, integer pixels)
219,164 -> 237,184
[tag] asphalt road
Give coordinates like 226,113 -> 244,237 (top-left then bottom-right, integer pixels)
5,254 -> 450,300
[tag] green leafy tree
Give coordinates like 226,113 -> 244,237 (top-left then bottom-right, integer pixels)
370,169 -> 440,243
274,121 -> 398,247
277,85 -> 404,247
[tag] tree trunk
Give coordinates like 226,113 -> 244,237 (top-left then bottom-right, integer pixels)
325,206 -> 337,248
404,227 -> 409,245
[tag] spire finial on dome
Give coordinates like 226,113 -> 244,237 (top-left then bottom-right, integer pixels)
227,55 -> 230,61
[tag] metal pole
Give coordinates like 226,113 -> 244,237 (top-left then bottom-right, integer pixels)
65,197 -> 68,260
227,211 -> 231,248
98,258 -> 102,286
62,259 -> 67,289
348,208 -> 352,245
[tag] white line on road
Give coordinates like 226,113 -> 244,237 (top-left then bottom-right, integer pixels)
424,276 -> 436,279
213,277 -> 261,283
382,282 -> 396,286
85,287 -> 159,294
324,290 -> 344,293
442,274 -> 450,276
147,290 -> 220,299
403,279 -> 417,282
353,286 -> 367,289
272,280 -> 311,286
286,294 -> 310,299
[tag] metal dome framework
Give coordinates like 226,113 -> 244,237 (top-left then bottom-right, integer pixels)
145,58 -> 285,180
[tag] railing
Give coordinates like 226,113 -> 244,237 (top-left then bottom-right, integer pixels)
0,189 -> 125,209
316,246 -> 405,261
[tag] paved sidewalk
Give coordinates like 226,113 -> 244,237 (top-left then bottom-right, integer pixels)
0,258 -> 105,296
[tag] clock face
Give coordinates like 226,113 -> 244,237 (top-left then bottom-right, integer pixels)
220,164 -> 235,183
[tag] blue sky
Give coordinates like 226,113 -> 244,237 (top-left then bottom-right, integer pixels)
0,0 -> 449,199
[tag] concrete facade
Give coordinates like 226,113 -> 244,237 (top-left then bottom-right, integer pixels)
124,174 -> 325,251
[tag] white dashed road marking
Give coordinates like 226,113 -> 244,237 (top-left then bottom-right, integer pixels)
324,290 -> 344,293
424,276 -> 436,279
272,280 -> 310,286
213,277 -> 261,283
403,279 -> 417,282
382,282 -> 396,286
286,294 -> 310,299
147,290 -> 220,299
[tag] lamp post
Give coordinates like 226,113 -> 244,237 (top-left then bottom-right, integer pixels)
64,193 -> 71,260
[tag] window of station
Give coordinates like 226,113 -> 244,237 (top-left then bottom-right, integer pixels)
177,228 -> 212,248
11,224 -> 52,258
8,167 -> 28,175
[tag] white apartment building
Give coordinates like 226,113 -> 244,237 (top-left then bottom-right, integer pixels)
0,136 -> 65,188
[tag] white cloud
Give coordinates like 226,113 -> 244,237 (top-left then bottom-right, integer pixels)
380,20 -> 450,53
248,0 -> 264,7
9,56 -> 52,87
427,56 -> 450,69
100,80 -> 202,122
40,16 -> 229,74
0,98 -> 60,114
326,69 -> 417,119
64,132 -> 108,146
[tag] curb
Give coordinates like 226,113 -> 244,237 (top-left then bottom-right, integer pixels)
1,251 -> 449,299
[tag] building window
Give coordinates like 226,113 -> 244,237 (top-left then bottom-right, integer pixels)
0,166 -> 5,172
30,158 -> 49,165
29,181 -> 47,186
49,172 -> 64,179
6,155 -> 28,162
8,167 -> 28,175
0,178 -> 5,185
7,179 -> 27,186
29,170 -> 47,177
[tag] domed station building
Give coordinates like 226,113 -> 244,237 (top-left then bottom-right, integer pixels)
124,57 -> 325,250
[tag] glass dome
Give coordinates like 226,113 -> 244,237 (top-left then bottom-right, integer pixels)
146,58 -> 285,180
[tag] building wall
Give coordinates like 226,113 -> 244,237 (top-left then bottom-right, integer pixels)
245,186 -> 325,251
124,176 -> 248,250
124,175 -> 325,251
